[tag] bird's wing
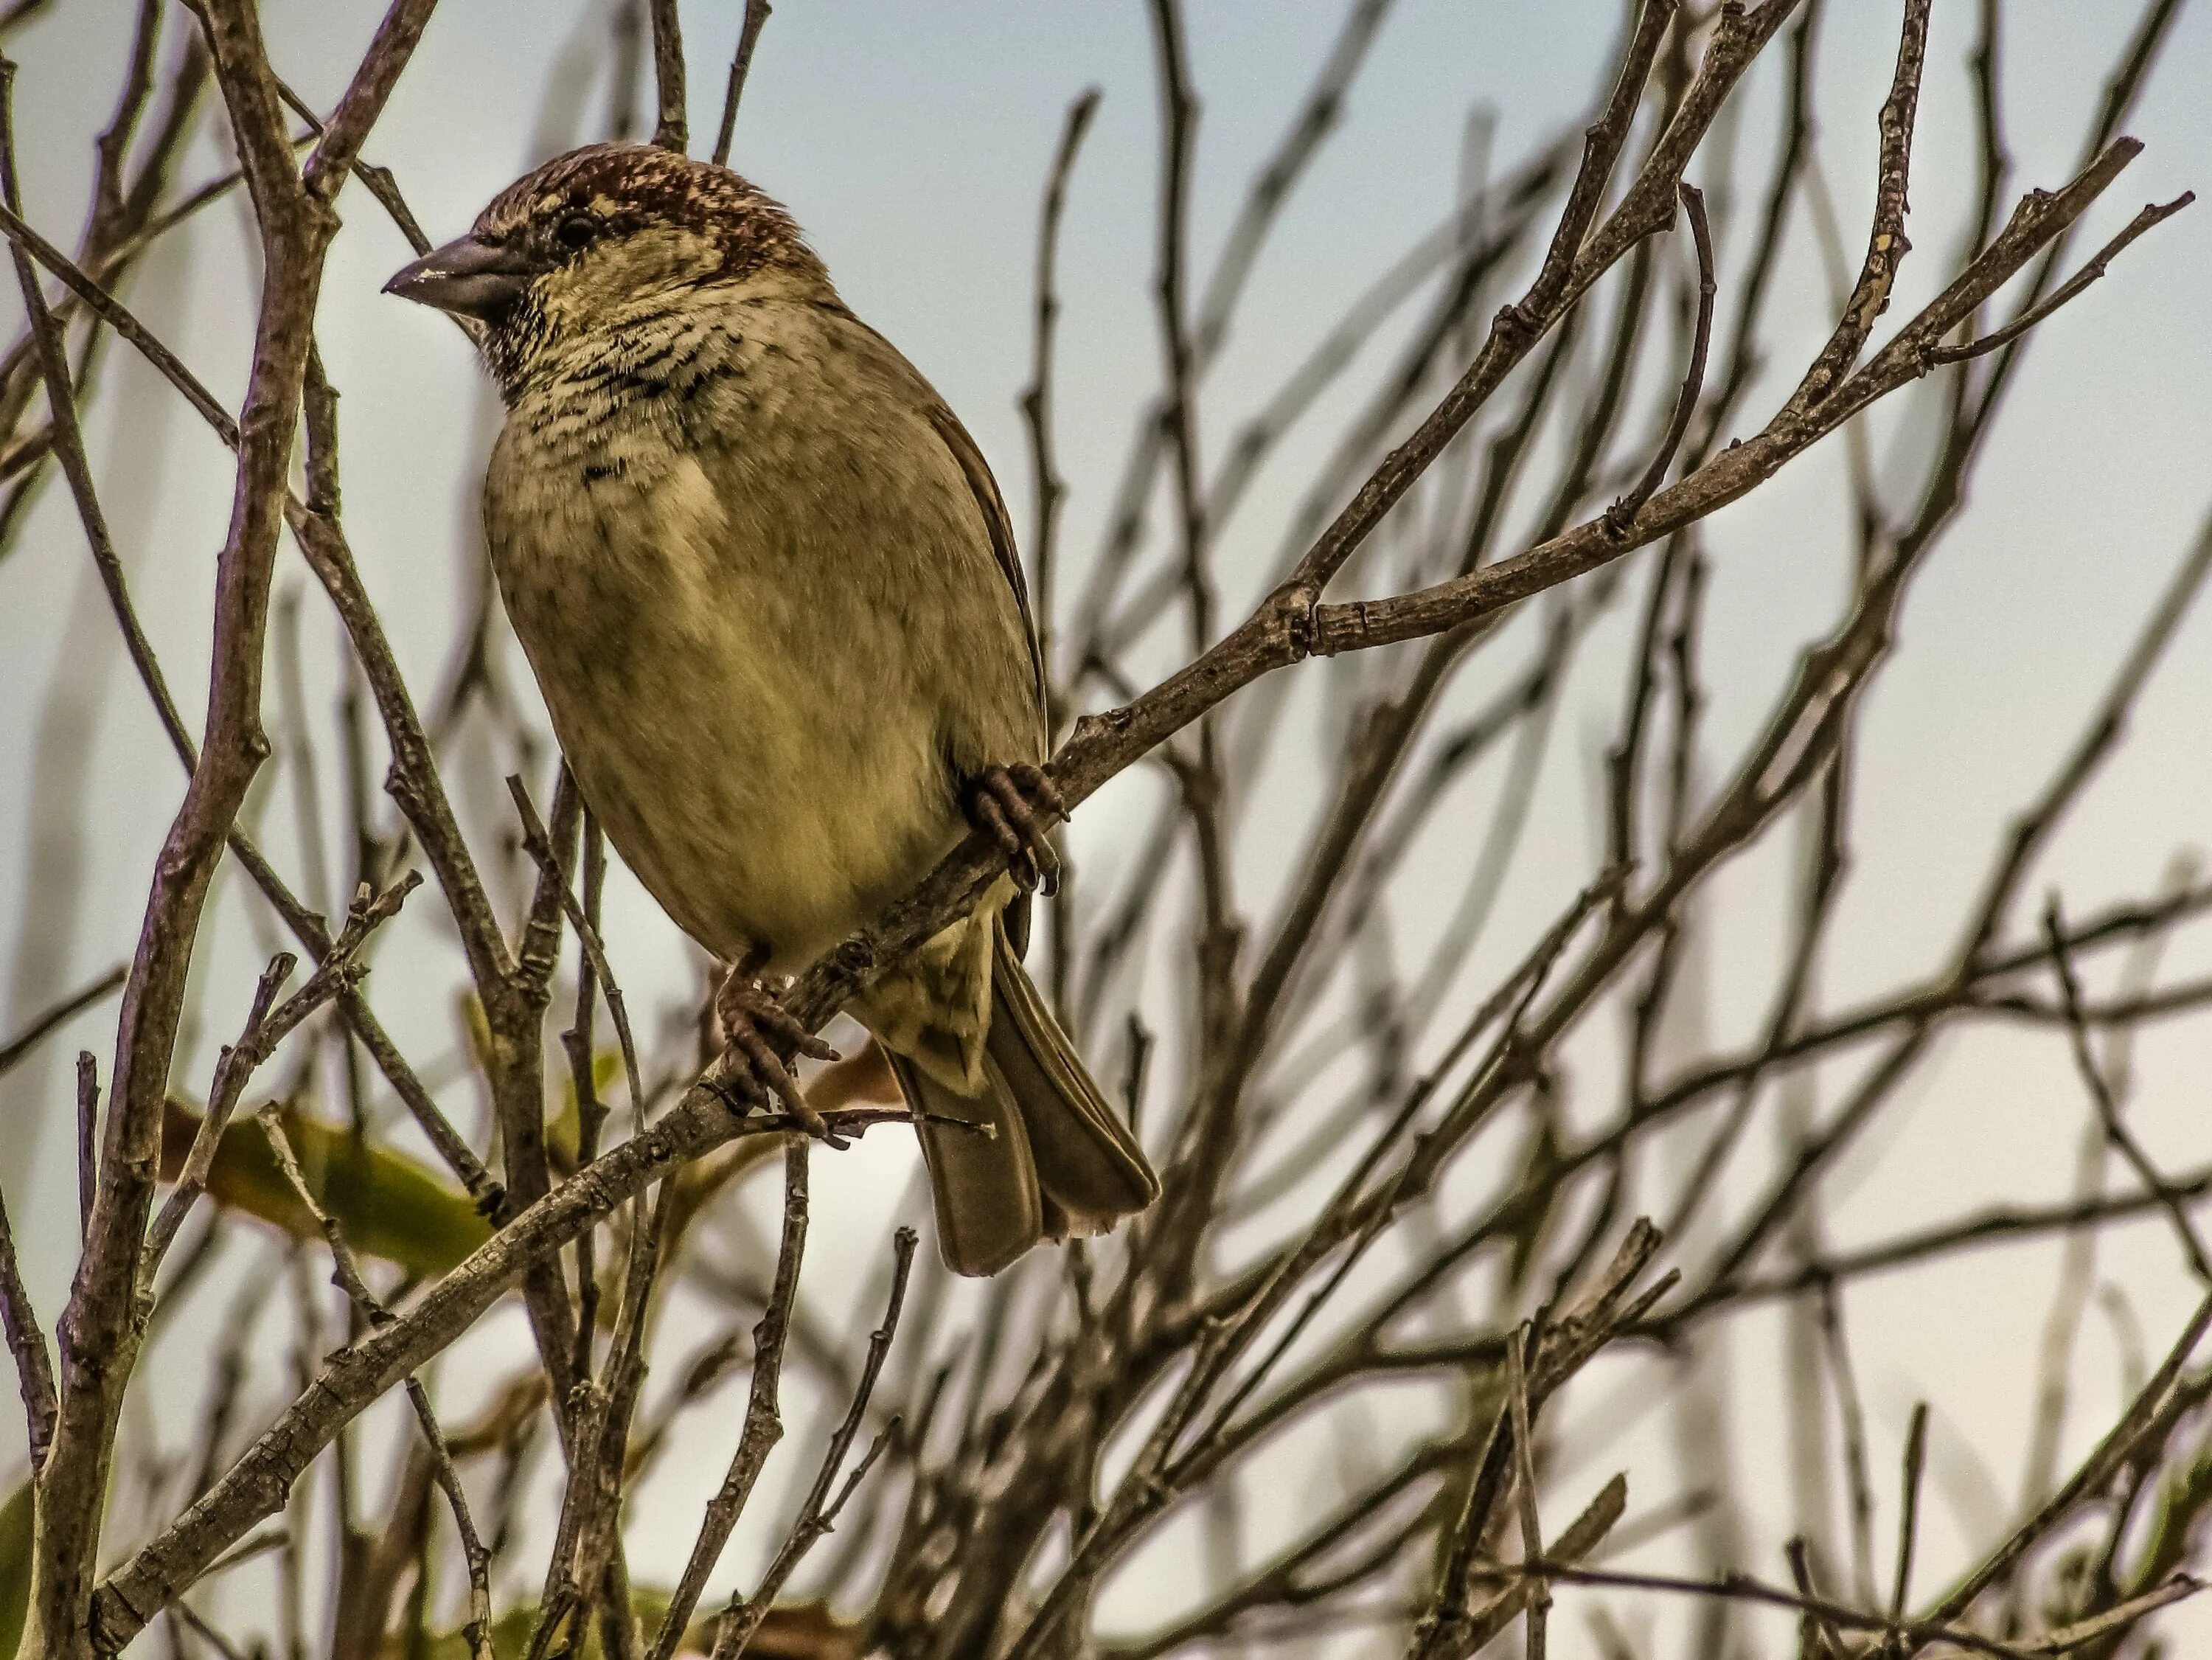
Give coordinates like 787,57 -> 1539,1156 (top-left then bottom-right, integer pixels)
921,399 -> 1048,718
807,297 -> 1048,717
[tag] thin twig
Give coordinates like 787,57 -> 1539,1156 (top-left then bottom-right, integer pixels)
74,1051 -> 96,1239
1024,83 -> 1100,715
1933,192 -> 2194,363
1885,1403 -> 1930,1657
1786,0 -> 1932,412
507,776 -> 645,1119
650,1139 -> 810,1660
0,965 -> 123,1078
0,1161 -> 55,1468
1604,181 -> 1715,535
1513,1557 -> 2150,1660
1927,1287 -> 2212,1628
711,0 -> 771,168
711,1227 -> 917,1659
146,875 -> 419,1278
1506,1325 -> 1551,1660
647,0 -> 686,152
2043,897 -> 2212,1283
254,1106 -> 495,1660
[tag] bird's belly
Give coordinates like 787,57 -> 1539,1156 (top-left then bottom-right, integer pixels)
572,690 -> 958,971
493,489 -> 960,969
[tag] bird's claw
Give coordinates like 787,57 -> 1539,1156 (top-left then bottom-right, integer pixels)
714,965 -> 838,1131
967,763 -> 1064,895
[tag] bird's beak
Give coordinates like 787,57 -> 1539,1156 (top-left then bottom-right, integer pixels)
383,234 -> 539,319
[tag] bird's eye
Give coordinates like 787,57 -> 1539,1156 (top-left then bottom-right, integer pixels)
554,215 -> 599,251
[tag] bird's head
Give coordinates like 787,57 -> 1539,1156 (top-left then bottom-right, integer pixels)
385,144 -> 827,392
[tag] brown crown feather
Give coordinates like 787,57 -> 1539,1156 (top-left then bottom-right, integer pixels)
473,142 -> 821,285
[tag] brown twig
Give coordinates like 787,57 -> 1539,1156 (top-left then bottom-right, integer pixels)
2043,897 -> 2212,1285
73,1052 -> 96,1240
1933,191 -> 2194,364
0,1157 -> 55,1469
1509,1557 -> 2183,1659
145,872 -> 421,1274
650,1138 -> 810,1660
1785,0 -> 1931,412
1023,84 -> 1100,718
712,1226 -> 917,1658
0,964 -> 124,1078
1884,1403 -> 1930,1657
507,776 -> 645,1121
647,0 -> 686,152
1603,181 -> 1714,535
253,1106 -> 495,1660
268,72 -> 428,253
0,53 -> 201,771
1923,1288 -> 2212,1635
712,0 -> 772,168
1505,1324 -> 1551,1660
1077,0 -> 1407,632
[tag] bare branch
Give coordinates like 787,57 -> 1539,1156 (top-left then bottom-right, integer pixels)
0,965 -> 123,1080
1785,0 -> 1932,411
254,1106 -> 495,1660
647,0 -> 686,153
710,1226 -> 917,1658
712,0 -> 771,168
650,1139 -> 810,1660
0,1161 -> 54,1470
1934,190 -> 2194,363
2043,897 -> 2212,1285
1602,181 -> 1714,534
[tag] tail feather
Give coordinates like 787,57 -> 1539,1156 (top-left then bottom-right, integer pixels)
889,1049 -> 1043,1279
891,916 -> 1158,1277
987,920 -> 1158,1224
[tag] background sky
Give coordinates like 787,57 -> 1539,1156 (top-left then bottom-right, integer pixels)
6,1 -> 2212,1653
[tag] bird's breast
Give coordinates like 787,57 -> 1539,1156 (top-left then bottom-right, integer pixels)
482,380 -> 964,968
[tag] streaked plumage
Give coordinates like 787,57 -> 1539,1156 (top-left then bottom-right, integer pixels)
389,145 -> 1156,1274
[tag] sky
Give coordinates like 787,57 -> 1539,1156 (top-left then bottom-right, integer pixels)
5,1 -> 2212,1653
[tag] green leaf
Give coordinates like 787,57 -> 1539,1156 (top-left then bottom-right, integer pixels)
389,1590 -> 672,1660
162,1100 -> 490,1280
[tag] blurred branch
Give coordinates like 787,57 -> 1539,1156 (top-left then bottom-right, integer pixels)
2045,897 -> 2212,1285
0,966 -> 123,1080
1920,1289 -> 2212,1644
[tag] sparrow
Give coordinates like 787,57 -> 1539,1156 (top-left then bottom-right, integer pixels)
386,143 -> 1157,1275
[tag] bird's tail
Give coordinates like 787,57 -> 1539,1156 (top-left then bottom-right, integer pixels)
887,917 -> 1158,1277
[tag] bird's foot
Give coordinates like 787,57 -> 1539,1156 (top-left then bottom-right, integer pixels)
713,956 -> 839,1132
965,763 -> 1064,895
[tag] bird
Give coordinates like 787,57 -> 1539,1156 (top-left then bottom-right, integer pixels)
385,143 -> 1157,1276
